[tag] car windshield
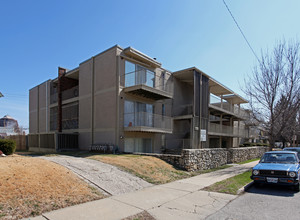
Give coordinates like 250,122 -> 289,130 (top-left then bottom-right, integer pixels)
283,148 -> 300,159
260,153 -> 298,164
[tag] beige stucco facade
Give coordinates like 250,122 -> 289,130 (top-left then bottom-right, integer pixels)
29,45 -> 249,153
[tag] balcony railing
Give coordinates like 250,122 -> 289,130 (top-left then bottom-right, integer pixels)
50,86 -> 79,104
209,94 -> 249,119
122,70 -> 173,99
173,104 -> 193,117
124,112 -> 172,133
165,139 -> 192,150
208,122 -> 249,138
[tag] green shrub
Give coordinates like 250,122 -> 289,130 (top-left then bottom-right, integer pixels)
239,144 -> 244,147
0,139 -> 16,155
243,142 -> 252,146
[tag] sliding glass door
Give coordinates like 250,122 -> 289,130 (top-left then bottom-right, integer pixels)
124,100 -> 154,127
124,138 -> 152,153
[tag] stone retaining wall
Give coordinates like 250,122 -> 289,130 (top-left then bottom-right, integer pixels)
134,146 -> 268,172
227,146 -> 268,164
181,148 -> 228,172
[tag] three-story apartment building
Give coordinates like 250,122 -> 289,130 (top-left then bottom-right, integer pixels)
29,45 -> 249,153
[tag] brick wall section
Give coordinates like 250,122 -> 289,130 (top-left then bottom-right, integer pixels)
227,146 -> 268,164
134,146 -> 268,172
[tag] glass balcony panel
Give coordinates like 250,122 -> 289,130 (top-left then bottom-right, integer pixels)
124,112 -> 172,131
123,61 -> 173,98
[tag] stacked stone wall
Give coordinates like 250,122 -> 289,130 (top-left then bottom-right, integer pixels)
227,146 -> 268,164
134,146 -> 268,172
181,149 -> 228,172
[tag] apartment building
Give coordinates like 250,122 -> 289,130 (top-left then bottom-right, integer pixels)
29,45 -> 249,153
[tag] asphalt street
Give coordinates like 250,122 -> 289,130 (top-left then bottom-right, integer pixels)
206,184 -> 300,220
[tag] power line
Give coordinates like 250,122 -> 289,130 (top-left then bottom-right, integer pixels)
222,0 -> 261,63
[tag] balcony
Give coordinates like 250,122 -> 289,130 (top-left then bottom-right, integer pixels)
209,94 -> 249,119
173,104 -> 193,120
50,86 -> 79,104
208,122 -> 249,138
124,112 -> 172,133
122,70 -> 173,100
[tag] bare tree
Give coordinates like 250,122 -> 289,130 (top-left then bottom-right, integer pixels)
273,95 -> 299,146
244,40 -> 300,150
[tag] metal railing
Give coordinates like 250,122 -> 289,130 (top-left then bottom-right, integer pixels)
50,86 -> 79,104
209,94 -> 249,119
173,104 -> 193,117
124,112 -> 172,131
57,133 -> 78,150
208,122 -> 249,138
122,70 -> 173,95
165,139 -> 192,150
28,133 -> 78,150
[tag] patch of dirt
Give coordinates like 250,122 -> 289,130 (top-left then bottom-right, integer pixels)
122,211 -> 156,220
0,155 -> 104,220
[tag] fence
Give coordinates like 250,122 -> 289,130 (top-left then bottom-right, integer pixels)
4,135 -> 27,151
28,133 -> 78,151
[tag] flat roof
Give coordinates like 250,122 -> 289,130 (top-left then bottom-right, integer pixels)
123,47 -> 162,68
173,67 -> 248,104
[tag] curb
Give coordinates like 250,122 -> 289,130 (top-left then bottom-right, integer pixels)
237,181 -> 254,195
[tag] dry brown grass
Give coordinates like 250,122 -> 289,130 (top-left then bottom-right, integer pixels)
122,211 -> 156,220
87,154 -> 190,184
0,155 -> 104,220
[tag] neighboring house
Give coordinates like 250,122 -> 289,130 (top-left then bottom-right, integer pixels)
243,110 -> 268,144
28,45 -> 250,153
0,115 -> 20,137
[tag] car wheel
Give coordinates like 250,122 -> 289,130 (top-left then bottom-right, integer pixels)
293,183 -> 300,192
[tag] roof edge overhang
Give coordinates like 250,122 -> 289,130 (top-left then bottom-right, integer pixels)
123,47 -> 162,68
173,67 -> 248,104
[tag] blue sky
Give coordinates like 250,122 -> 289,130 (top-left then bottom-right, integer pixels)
1,0 -> 300,128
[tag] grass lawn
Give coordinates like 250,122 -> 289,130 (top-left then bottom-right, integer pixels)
17,151 -> 233,185
237,158 -> 260,165
86,154 -> 232,184
203,170 -> 252,195
0,155 -> 104,220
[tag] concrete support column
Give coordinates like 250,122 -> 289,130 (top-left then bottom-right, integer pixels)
220,114 -> 223,134
91,57 -> 95,145
57,67 -> 67,133
220,95 -> 223,109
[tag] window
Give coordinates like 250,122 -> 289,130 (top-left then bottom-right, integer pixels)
125,61 -> 155,88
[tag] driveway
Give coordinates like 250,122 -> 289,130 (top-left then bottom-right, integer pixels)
39,155 -> 152,196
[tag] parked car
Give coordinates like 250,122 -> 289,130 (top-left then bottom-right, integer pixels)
283,147 -> 300,159
251,151 -> 300,191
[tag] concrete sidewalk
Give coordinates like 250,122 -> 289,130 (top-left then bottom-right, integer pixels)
26,161 -> 258,220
